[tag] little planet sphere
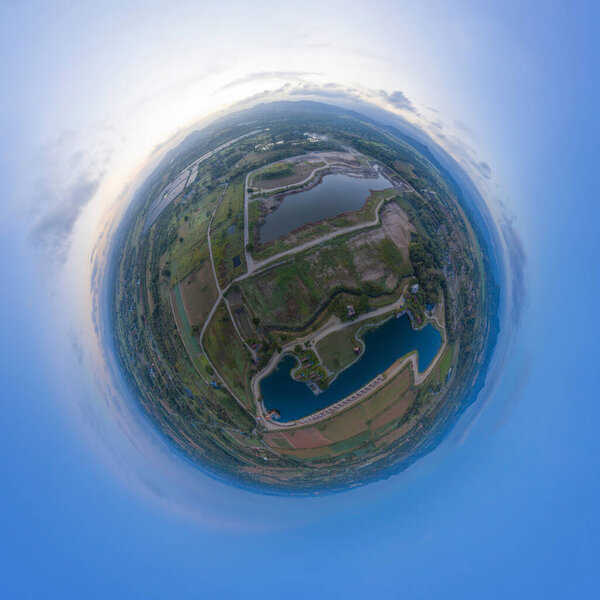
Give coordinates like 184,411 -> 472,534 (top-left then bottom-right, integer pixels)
110,101 -> 500,493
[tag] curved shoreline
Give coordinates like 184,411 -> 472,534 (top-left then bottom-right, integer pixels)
256,302 -> 447,430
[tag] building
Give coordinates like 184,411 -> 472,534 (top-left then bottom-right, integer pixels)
347,304 -> 356,318
411,283 -> 420,294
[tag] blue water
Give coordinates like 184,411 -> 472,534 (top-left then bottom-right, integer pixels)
259,171 -> 392,243
262,314 -> 442,421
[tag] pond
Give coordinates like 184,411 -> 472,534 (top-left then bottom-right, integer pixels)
259,170 -> 392,243
261,314 -> 442,422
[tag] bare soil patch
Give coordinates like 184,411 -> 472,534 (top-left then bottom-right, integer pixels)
279,427 -> 331,449
348,202 -> 414,265
179,262 -> 218,327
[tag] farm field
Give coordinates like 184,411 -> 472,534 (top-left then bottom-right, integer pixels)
204,300 -> 254,408
164,186 -> 223,284
179,261 -> 219,329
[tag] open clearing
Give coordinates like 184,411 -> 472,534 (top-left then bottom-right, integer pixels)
316,324 -> 362,374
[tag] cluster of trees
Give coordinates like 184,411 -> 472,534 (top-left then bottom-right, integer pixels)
408,234 -> 443,305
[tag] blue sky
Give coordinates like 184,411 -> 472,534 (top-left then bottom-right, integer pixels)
0,1 -> 599,598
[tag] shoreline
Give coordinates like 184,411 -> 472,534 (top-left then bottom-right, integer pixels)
257,301 -> 447,430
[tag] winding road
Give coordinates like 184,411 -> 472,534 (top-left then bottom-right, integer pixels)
190,153 -> 444,430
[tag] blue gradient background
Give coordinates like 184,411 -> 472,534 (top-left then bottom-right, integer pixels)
1,2 -> 598,598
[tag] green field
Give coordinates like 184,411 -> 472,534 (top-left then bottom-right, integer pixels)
164,186 -> 223,284
256,162 -> 294,180
240,234 -> 401,329
210,181 -> 247,287
204,300 -> 254,408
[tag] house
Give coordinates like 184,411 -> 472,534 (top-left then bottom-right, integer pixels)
347,304 -> 356,318
411,283 -> 419,294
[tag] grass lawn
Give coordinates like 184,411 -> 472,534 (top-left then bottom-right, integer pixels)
241,236 -> 391,328
317,326 -> 361,374
437,342 -> 454,382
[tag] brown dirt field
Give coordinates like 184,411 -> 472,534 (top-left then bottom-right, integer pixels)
263,432 -> 294,449
362,367 -> 412,422
371,389 -> 416,431
318,405 -> 369,442
279,427 -> 332,449
350,240 -> 387,282
234,308 -> 254,340
348,202 -> 414,267
381,203 -> 415,255
180,262 -> 218,327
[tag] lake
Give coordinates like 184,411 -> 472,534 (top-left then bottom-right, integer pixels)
261,314 -> 442,422
259,171 -> 392,243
